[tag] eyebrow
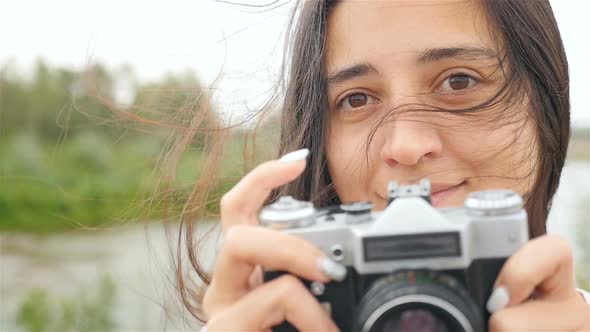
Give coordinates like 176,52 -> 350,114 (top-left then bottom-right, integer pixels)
417,46 -> 498,64
326,46 -> 498,86
326,63 -> 379,85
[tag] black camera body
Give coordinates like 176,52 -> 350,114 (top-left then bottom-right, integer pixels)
260,180 -> 528,332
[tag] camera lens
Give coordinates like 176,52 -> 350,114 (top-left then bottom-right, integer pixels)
380,307 -> 453,332
353,271 -> 483,332
383,308 -> 448,332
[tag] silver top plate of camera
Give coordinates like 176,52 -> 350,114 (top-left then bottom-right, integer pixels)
260,179 -> 528,274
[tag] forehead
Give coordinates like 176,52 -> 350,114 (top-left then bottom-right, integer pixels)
325,0 -> 496,70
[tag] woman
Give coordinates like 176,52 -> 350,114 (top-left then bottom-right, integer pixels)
180,0 -> 590,331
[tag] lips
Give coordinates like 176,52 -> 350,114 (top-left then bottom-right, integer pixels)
430,182 -> 465,195
430,181 -> 466,207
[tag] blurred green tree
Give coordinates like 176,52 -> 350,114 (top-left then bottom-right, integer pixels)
0,60 -> 216,232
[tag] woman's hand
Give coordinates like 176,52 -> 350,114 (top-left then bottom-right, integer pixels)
202,149 -> 341,332
487,234 -> 590,331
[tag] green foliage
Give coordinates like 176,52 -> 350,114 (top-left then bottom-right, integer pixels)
0,134 -> 160,233
0,60 -> 219,233
16,275 -> 117,332
16,288 -> 51,332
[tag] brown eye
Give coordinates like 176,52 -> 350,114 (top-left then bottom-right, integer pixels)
336,92 -> 379,112
440,74 -> 478,93
347,93 -> 368,107
449,75 -> 470,90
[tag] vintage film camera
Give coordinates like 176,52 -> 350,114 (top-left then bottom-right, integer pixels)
260,179 -> 528,332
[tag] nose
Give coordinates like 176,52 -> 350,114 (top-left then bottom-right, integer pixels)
380,120 -> 443,167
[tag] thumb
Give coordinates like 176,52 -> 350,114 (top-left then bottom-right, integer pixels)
487,234 -> 577,313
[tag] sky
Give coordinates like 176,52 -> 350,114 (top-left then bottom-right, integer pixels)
1,0 -> 589,127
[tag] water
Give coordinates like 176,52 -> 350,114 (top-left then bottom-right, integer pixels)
1,161 -> 588,331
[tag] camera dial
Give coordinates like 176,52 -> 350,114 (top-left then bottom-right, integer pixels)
341,201 -> 373,224
464,190 -> 523,216
259,196 -> 315,229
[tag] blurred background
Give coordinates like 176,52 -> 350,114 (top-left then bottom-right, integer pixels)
1,1 -> 588,331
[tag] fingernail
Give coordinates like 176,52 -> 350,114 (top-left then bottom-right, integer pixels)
279,148 -> 309,163
486,286 -> 510,313
318,256 -> 347,282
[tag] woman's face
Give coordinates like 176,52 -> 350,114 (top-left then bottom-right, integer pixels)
325,0 -> 537,210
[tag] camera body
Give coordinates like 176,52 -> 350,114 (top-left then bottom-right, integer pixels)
260,180 -> 528,332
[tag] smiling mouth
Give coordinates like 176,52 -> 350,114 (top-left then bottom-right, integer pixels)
430,181 -> 466,207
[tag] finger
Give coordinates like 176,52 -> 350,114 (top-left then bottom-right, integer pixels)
220,148 -> 309,231
206,275 -> 339,332
248,265 -> 264,289
488,294 -> 589,332
204,225 -> 346,315
487,234 -> 577,313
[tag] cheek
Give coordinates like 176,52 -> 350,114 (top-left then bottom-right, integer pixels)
446,115 -> 538,194
326,124 -> 375,202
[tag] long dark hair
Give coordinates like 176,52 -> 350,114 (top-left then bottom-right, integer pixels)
175,0 -> 569,323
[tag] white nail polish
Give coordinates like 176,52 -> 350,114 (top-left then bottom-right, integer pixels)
279,148 -> 309,163
486,286 -> 510,313
318,257 -> 347,282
